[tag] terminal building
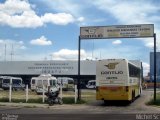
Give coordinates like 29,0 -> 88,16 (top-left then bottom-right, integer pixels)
150,52 -> 160,82
0,60 -> 96,86
0,59 -> 144,87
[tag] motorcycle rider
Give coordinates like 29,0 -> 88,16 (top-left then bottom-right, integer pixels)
46,83 -> 63,105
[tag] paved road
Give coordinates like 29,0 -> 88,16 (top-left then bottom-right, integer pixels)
0,90 -> 159,120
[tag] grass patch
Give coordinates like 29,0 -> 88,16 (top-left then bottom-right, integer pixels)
147,93 -> 160,106
0,97 -> 9,102
27,98 -> 44,103
0,97 -> 86,104
0,89 -> 95,104
62,97 -> 86,104
0,97 -> 46,103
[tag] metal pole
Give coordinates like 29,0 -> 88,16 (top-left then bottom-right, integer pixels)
75,85 -> 77,103
42,85 -> 45,103
9,84 -> 12,102
78,36 -> 81,100
26,84 -> 28,102
154,33 -> 157,102
60,84 -> 62,99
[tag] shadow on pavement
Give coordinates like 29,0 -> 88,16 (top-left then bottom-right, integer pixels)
88,100 -> 131,107
102,100 -> 131,106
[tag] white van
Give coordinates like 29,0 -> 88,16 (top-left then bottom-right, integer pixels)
86,80 -> 96,89
30,77 -> 37,91
57,77 -> 74,91
33,74 -> 58,94
2,76 -> 25,90
0,76 -> 5,88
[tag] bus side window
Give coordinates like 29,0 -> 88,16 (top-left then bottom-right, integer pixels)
129,64 -> 140,77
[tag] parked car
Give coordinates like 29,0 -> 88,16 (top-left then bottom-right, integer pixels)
86,80 -> 96,89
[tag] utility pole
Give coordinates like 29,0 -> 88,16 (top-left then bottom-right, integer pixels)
4,44 -> 6,61
10,44 -> 14,61
154,33 -> 157,102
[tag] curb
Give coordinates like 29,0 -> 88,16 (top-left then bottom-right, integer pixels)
0,102 -> 49,108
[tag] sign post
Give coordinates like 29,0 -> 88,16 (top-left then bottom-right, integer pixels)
154,33 -> 157,102
78,24 -> 155,101
78,36 -> 81,100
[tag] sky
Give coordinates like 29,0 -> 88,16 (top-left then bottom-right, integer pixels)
0,0 -> 160,76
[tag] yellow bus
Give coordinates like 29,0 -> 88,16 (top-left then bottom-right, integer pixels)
96,59 -> 142,103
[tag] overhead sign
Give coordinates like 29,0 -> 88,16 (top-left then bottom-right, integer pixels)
80,24 -> 154,39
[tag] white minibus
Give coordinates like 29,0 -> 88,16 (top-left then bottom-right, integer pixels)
32,74 -> 58,94
57,77 -> 74,91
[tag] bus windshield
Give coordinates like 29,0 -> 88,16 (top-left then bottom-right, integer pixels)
43,80 -> 48,86
37,80 -> 42,86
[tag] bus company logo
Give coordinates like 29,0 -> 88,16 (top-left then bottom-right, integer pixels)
85,28 -> 97,34
104,62 -> 119,69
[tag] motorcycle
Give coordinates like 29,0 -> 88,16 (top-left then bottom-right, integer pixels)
45,86 -> 63,106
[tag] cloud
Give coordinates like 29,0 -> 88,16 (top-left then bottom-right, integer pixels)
41,0 -> 160,49
90,0 -> 160,49
51,49 -> 87,60
91,0 -> 159,24
42,13 -> 75,25
0,0 -> 31,14
40,0 -> 86,24
30,36 -> 52,46
0,0 -> 43,28
42,0 -> 84,17
112,40 -> 122,45
77,17 -> 85,22
0,0 -> 81,28
142,62 -> 150,76
145,42 -> 154,48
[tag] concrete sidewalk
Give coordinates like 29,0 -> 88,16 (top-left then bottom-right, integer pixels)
0,102 -> 50,108
0,102 -> 86,110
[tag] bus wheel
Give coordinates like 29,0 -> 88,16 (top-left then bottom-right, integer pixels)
104,100 -> 107,105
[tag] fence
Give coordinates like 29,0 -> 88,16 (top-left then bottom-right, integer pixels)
0,84 -> 78,103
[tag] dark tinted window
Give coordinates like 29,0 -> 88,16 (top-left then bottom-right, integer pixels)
3,79 -> 10,83
32,79 -> 35,84
129,64 -> 140,77
50,80 -> 56,86
68,80 -> 74,84
12,79 -> 21,84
